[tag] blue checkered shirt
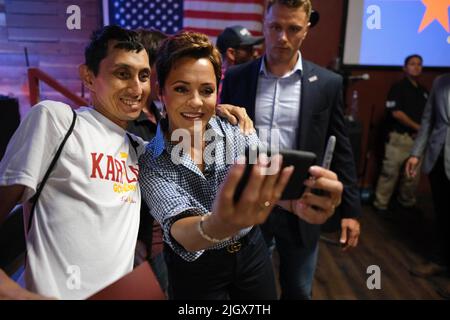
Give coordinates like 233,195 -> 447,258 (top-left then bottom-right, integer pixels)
139,116 -> 260,262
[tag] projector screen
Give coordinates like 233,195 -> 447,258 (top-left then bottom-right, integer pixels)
342,0 -> 450,68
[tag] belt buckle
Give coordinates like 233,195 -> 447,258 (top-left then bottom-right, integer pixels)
226,241 -> 242,253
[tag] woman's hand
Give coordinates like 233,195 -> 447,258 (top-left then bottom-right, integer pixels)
207,154 -> 293,238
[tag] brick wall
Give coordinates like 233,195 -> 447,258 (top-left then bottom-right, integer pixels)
0,0 -> 101,118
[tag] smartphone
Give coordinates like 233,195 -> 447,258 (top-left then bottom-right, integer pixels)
233,147 -> 317,203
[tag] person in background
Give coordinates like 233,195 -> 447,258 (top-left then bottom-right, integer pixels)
128,28 -> 167,141
216,25 -> 263,72
216,25 -> 263,96
406,73 -> 450,299
127,28 -> 168,293
373,54 -> 428,216
221,0 -> 361,299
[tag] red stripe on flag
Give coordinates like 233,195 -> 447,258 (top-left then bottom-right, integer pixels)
183,0 -> 265,39
184,10 -> 262,22
183,26 -> 262,38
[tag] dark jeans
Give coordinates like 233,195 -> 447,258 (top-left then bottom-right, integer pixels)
428,153 -> 450,268
164,226 -> 277,300
149,252 -> 169,295
261,209 -> 319,300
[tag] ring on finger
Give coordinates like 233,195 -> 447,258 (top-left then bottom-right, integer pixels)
259,201 -> 271,210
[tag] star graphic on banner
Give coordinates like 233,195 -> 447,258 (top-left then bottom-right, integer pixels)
418,0 -> 450,33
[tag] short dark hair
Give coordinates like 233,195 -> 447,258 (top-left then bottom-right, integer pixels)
266,0 -> 312,18
84,25 -> 144,76
156,31 -> 222,90
135,28 -> 168,66
404,54 -> 423,66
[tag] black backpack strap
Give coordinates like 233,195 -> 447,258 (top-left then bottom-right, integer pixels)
126,132 -> 139,157
27,108 -> 77,234
127,132 -> 157,262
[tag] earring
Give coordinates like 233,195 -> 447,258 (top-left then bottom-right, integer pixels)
160,105 -> 169,131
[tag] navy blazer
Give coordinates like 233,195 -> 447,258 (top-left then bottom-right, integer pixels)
221,57 -> 362,248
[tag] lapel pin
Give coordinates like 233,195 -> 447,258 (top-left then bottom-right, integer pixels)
308,75 -> 318,82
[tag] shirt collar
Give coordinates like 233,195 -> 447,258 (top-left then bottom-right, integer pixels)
90,107 -> 127,135
208,116 -> 225,138
149,123 -> 166,159
259,51 -> 303,78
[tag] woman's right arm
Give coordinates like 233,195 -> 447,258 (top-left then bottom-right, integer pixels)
171,155 -> 292,252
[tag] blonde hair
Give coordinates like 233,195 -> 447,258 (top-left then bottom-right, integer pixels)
267,0 -> 312,19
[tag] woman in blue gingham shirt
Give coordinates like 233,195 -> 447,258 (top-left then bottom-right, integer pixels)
139,32 -> 342,300
138,31 -> 294,300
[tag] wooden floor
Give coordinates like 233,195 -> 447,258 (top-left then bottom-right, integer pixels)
304,194 -> 444,299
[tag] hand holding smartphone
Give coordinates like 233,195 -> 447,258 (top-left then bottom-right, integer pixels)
233,146 -> 317,203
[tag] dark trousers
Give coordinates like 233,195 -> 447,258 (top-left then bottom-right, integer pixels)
164,226 -> 277,300
428,153 -> 450,268
261,209 -> 318,300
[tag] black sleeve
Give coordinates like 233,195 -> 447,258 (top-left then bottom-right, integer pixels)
386,83 -> 403,112
220,68 -> 232,104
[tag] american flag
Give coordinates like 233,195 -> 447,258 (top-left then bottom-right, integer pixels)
103,0 -> 264,41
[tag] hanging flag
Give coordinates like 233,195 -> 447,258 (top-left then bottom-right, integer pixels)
103,0 -> 264,41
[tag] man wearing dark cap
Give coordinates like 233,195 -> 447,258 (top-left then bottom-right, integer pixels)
216,25 -> 264,74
